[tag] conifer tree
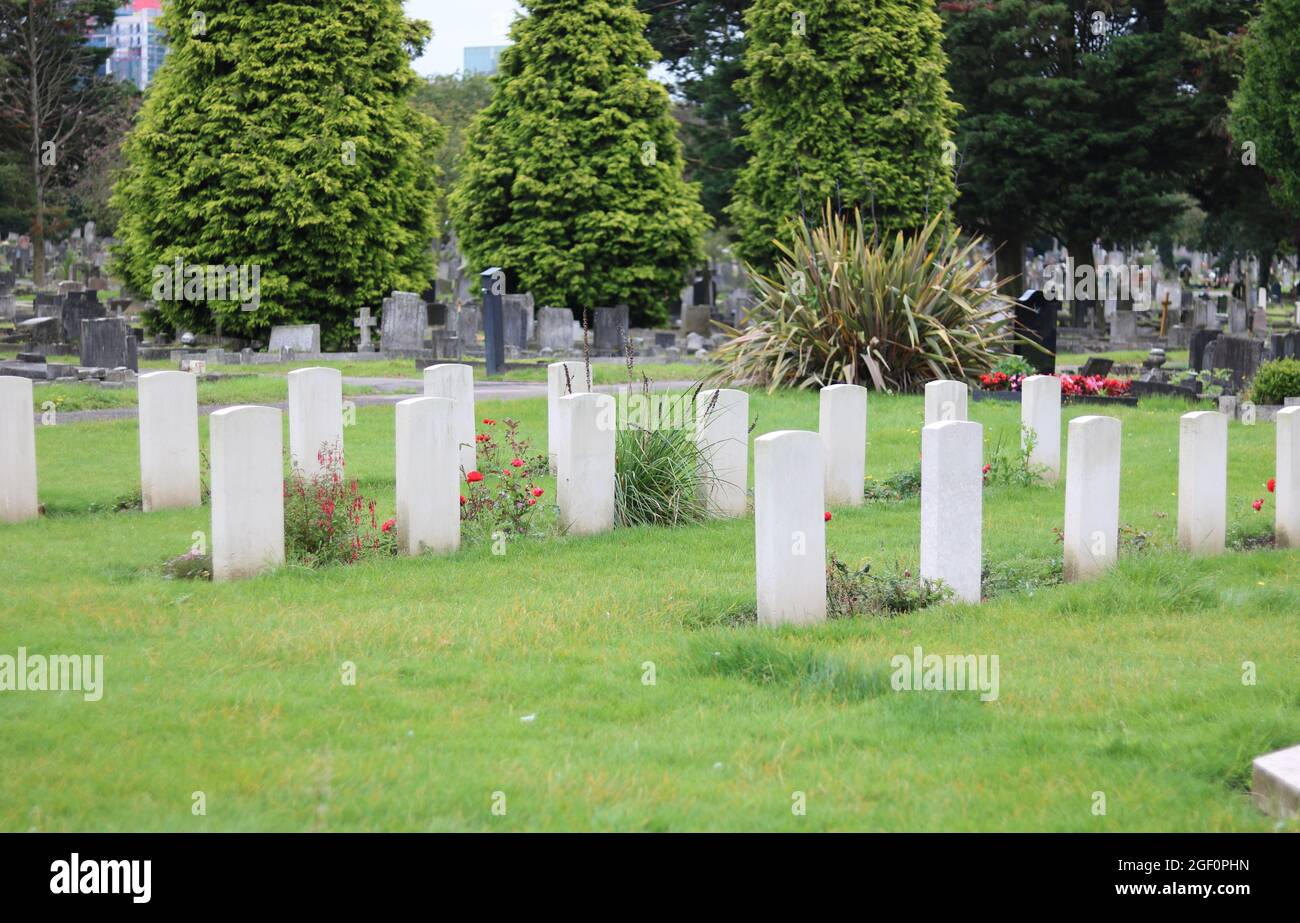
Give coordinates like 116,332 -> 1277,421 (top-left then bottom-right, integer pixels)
450,0 -> 709,327
1232,0 -> 1300,248
111,0 -> 442,347
728,0 -> 958,269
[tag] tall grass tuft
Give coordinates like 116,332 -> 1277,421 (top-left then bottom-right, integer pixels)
614,377 -> 718,527
712,204 -> 1022,393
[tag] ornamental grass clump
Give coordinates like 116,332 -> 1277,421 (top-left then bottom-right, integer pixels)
283,442 -> 397,568
711,205 -> 1020,393
615,379 -> 720,528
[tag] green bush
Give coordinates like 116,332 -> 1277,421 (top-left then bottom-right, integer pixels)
1247,358 -> 1300,405
711,206 -> 1020,393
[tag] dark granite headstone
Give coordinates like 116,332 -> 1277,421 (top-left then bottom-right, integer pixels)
1202,335 -> 1263,392
1080,357 -> 1114,377
427,302 -> 449,328
593,305 -> 629,355
654,332 -> 676,348
1189,329 -> 1222,372
80,317 -> 138,371
1014,290 -> 1057,375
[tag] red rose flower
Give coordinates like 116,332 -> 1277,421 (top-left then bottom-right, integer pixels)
381,519 -> 395,533
1267,478 -> 1276,493
466,471 -> 484,483
527,498 -> 536,507
824,512 -> 832,522
1252,498 -> 1264,512
459,495 -> 466,506
482,418 -> 495,425
982,463 -> 991,475
531,487 -> 544,498
510,458 -> 524,468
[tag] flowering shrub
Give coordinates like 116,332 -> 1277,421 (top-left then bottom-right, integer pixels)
462,418 -> 549,536
284,442 -> 398,567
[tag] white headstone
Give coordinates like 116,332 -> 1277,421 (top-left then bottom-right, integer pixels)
558,392 -> 615,535
138,371 -> 201,511
1276,407 -> 1300,549
754,430 -> 826,626
1062,415 -> 1121,582
546,361 -> 589,474
920,420 -> 983,603
696,388 -> 749,517
924,379 -> 968,425
423,363 -> 476,476
287,367 -> 343,477
819,384 -> 867,506
1178,411 -> 1227,555
0,376 -> 38,523
1021,374 -> 1061,483
210,406 -> 284,582
395,397 -> 460,556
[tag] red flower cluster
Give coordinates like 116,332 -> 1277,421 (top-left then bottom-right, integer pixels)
462,418 -> 550,535
978,371 -> 1024,392
1059,374 -> 1131,398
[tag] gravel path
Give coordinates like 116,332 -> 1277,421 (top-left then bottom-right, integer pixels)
44,377 -> 700,424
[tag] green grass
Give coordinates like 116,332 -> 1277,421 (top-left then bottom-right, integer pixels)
31,377 -> 386,414
1,390 -> 1297,831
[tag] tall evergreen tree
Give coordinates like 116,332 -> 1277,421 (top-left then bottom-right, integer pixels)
728,0 -> 958,270
1174,0 -> 1292,284
1231,0 -> 1300,252
450,0 -> 709,328
941,1 -> 1197,297
640,0 -> 750,224
111,0 -> 442,347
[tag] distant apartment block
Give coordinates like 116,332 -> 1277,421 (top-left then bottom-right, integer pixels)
89,0 -> 168,90
463,45 -> 510,77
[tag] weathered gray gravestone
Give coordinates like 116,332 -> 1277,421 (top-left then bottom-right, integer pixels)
80,317 -> 138,371
537,307 -> 574,351
458,305 -> 480,347
59,290 -> 105,344
353,307 -> 377,350
19,316 -> 60,348
681,304 -> 712,337
502,294 -> 534,350
593,305 -> 629,355
379,291 -> 427,354
1109,309 -> 1137,345
268,324 -> 321,355
1202,335 -> 1263,392
1229,302 -> 1249,335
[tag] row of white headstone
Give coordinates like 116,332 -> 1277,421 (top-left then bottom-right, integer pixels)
1,371 -> 1298,595
756,376 -> 1300,625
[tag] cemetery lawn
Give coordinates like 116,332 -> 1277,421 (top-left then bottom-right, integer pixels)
31,377 -> 387,413
2,390 -> 1297,832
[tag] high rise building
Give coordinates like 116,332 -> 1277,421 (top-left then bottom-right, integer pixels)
463,45 -> 510,77
89,1 -> 168,90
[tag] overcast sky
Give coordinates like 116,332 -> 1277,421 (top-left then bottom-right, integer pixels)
405,0 -> 523,76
